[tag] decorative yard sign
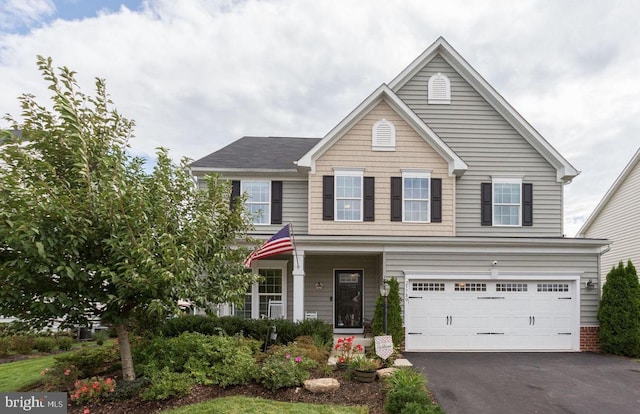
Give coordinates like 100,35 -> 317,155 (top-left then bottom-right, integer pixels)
374,335 -> 394,360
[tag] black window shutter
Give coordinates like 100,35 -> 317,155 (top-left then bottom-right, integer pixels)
522,183 -> 533,226
271,181 -> 283,224
431,178 -> 442,223
230,180 -> 241,210
391,177 -> 402,222
322,175 -> 334,221
481,182 -> 492,226
363,177 -> 375,222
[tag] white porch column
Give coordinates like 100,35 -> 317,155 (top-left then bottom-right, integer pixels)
292,250 -> 305,322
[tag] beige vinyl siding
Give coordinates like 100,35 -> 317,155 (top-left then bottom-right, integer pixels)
302,254 -> 382,325
309,100 -> 455,236
385,251 -> 599,325
396,55 -> 563,237
195,173 -> 310,235
583,159 -> 640,280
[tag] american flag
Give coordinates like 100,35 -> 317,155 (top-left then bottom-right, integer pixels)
243,224 -> 294,268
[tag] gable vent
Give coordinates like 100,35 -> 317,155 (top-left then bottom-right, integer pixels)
428,73 -> 451,104
372,119 -> 396,151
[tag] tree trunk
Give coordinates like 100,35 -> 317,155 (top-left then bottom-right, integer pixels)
115,323 -> 136,381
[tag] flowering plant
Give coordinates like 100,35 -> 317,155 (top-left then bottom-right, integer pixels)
70,377 -> 116,404
348,355 -> 380,371
334,336 -> 363,364
41,364 -> 80,391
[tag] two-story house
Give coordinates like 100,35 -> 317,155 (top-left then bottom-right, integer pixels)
190,37 -> 609,352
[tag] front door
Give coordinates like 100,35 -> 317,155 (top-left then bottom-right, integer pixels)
334,269 -> 363,332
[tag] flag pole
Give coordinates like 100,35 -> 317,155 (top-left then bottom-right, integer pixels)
289,222 -> 299,269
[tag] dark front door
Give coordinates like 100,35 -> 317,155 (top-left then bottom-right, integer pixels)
334,269 -> 363,329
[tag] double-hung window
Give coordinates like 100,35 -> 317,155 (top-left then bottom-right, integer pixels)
334,169 -> 364,221
233,261 -> 286,319
242,181 -> 270,225
403,171 -> 430,222
492,178 -> 521,226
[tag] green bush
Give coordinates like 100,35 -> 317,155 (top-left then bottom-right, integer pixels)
259,347 -> 317,391
41,363 -> 81,392
372,278 -> 404,347
0,336 -> 10,357
598,260 -> 640,357
140,368 -> 195,401
10,335 -> 35,355
383,368 -> 440,414
56,336 -> 74,351
103,377 -> 150,402
400,400 -> 444,414
34,337 -> 56,353
93,330 -> 109,346
54,344 -> 119,378
157,315 -> 333,349
134,332 -> 261,387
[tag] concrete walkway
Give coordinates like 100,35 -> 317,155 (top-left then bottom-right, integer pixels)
406,352 -> 640,414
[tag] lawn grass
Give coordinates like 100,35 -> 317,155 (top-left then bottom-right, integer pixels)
0,339 -> 114,392
163,396 -> 368,414
0,354 -> 57,391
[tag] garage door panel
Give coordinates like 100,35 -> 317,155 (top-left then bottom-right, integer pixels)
405,279 -> 577,351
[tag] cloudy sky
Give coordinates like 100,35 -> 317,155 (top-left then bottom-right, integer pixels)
1,0 -> 638,236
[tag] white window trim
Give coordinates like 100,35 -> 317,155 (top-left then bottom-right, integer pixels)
428,72 -> 451,104
372,119 -> 396,151
492,177 -> 522,227
333,168 -> 364,222
402,170 -> 431,223
241,180 -> 271,226
232,260 -> 288,319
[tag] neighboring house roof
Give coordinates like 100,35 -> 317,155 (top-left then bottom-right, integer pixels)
296,84 -> 469,177
389,37 -> 579,183
578,147 -> 640,236
189,136 -> 321,172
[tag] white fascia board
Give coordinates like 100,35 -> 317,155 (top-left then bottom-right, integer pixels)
389,37 -> 578,183
578,148 -> 640,236
296,84 -> 467,177
404,270 -> 582,281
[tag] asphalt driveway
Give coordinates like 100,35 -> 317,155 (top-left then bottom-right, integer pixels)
405,352 -> 640,414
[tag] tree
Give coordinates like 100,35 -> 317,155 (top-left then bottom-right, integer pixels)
598,260 -> 640,357
0,57 -> 259,380
372,278 -> 403,347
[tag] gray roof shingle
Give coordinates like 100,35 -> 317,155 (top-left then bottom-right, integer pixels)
190,136 -> 321,170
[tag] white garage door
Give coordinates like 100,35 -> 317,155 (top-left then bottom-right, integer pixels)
405,280 -> 578,351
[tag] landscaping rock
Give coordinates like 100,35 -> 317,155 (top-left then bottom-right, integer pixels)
303,378 -> 340,393
377,367 -> 398,379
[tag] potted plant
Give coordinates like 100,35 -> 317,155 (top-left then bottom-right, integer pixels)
334,336 -> 363,369
349,355 -> 380,382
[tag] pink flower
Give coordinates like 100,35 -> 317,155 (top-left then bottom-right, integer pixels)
83,408 -> 90,414
105,378 -> 112,384
285,353 -> 291,359
64,369 -> 71,376
294,356 -> 302,363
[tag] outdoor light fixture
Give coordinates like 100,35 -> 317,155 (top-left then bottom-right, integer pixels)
315,282 -> 324,290
380,279 -> 390,335
586,279 -> 596,290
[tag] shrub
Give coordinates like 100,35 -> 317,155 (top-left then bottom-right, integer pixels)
70,377 -> 116,404
0,336 -> 10,357
41,364 -> 81,392
93,330 -> 109,346
140,368 -> 194,401
383,368 -> 440,414
289,336 -> 330,364
54,344 -> 119,378
259,348 -> 317,391
162,314 -> 220,337
400,400 -> 445,414
34,337 -> 56,353
56,336 -> 74,351
133,332 -> 260,387
10,335 -> 35,355
103,377 -> 150,402
372,278 -> 404,347
598,260 -> 640,357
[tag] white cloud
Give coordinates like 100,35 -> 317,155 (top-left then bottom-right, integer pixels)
1,0 -> 640,235
0,0 -> 55,31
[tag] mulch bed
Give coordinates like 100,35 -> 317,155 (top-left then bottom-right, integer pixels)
67,370 -> 387,414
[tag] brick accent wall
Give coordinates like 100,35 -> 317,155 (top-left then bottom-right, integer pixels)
580,326 -> 601,352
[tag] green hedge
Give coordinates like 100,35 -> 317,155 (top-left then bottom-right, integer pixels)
160,315 -> 333,349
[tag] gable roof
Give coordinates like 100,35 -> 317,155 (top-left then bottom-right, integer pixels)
578,148 -> 640,236
189,136 -> 321,172
389,37 -> 579,183
296,84 -> 468,177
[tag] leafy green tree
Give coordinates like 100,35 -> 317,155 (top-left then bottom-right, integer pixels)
0,57 -> 259,380
598,260 -> 640,357
372,278 -> 403,347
